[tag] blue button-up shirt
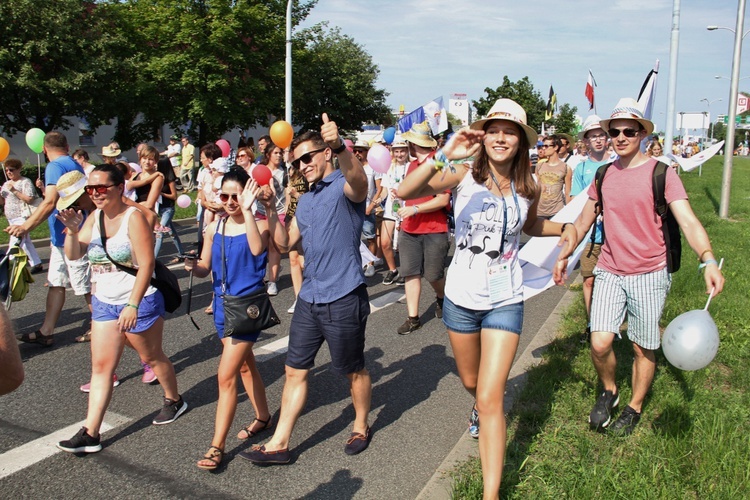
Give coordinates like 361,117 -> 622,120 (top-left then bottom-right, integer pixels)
296,169 -> 365,304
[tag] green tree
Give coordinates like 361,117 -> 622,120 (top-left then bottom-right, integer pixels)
291,25 -> 391,133
548,103 -> 579,136
0,0 -> 132,135
472,76 -> 546,133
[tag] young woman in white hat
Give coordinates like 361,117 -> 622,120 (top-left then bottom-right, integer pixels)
399,99 -> 577,498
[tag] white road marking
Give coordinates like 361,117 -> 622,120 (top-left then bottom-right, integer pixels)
0,411 -> 131,480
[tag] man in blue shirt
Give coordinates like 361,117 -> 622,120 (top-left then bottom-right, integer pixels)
6,131 -> 90,347
241,114 -> 372,465
570,116 -> 610,343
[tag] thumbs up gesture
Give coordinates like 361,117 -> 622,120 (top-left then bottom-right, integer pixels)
321,113 -> 343,149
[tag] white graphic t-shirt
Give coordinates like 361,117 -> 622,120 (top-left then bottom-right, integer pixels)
446,170 -> 531,310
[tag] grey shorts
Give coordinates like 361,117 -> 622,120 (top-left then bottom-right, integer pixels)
590,267 -> 671,350
398,231 -> 449,282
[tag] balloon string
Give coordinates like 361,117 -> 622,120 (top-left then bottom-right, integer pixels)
703,258 -> 725,311
37,153 -> 41,180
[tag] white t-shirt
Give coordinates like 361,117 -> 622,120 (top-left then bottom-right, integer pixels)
167,143 -> 182,168
380,161 -> 408,220
445,170 -> 531,310
363,163 -> 382,206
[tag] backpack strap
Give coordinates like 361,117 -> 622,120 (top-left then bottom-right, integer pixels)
587,162 -> 612,257
652,161 -> 674,272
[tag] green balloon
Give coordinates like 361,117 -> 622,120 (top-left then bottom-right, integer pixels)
25,128 -> 45,154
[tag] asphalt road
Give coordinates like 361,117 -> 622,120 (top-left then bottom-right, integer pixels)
0,221 -> 570,499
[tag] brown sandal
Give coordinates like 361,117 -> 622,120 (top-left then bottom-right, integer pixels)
197,446 -> 224,470
75,330 -> 92,343
237,417 -> 272,440
16,330 -> 54,347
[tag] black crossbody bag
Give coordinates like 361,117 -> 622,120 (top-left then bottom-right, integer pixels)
98,210 -> 182,313
219,219 -> 280,337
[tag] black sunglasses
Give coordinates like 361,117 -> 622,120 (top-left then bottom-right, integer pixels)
292,148 -> 326,168
608,128 -> 640,138
84,184 -> 115,195
219,193 -> 240,203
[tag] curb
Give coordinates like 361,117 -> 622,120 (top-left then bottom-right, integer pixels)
416,278 -> 582,499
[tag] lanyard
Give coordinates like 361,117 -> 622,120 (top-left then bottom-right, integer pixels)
487,171 -> 520,256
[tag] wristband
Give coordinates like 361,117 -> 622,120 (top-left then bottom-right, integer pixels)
433,149 -> 448,172
413,205 -> 419,215
698,249 -> 713,262
331,140 -> 347,155
698,259 -> 718,271
561,222 -> 571,235
125,303 -> 139,310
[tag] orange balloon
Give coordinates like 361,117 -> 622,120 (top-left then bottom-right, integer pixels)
0,138 -> 9,162
269,120 -> 294,149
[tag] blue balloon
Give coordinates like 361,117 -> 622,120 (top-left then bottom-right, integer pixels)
383,127 -> 396,145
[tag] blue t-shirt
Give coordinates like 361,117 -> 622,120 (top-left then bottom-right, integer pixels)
45,156 -> 85,247
295,169 -> 365,304
571,158 -> 609,244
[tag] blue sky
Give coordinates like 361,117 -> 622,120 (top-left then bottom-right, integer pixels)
298,0 -> 748,132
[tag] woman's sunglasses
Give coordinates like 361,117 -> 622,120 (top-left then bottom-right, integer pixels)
219,193 -> 240,203
84,184 -> 115,195
608,128 -> 640,138
291,148 -> 326,169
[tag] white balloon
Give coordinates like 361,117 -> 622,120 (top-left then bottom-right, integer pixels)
662,309 -> 719,371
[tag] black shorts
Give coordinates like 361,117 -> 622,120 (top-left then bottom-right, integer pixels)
398,231 -> 449,282
286,285 -> 370,375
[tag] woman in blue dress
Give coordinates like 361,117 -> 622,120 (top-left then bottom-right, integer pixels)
185,168 -> 288,470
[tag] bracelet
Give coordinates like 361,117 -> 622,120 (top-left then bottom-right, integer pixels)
698,249 -> 713,262
433,149 -> 448,172
125,303 -> 139,310
698,259 -> 719,271
413,205 -> 419,214
561,222 -> 571,235
331,139 -> 347,155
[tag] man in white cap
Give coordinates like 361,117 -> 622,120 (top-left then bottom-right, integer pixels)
6,133 -> 92,346
395,121 -> 449,335
556,98 -> 725,436
569,115 -> 610,343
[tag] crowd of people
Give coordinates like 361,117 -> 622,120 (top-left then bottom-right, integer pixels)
1,97 -> 725,499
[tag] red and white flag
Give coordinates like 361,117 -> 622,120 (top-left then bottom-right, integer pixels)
585,70 -> 597,111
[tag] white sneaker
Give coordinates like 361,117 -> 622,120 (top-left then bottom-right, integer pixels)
267,281 -> 279,296
288,299 -> 296,314
364,263 -> 376,277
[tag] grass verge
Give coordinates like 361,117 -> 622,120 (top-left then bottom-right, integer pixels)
451,156 -> 750,499
0,190 -> 199,246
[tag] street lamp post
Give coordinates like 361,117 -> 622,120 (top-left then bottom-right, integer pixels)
700,97 -> 723,147
707,2 -> 747,219
285,0 -> 292,124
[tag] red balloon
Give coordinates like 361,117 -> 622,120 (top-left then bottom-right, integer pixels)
216,139 -> 230,158
252,164 -> 273,186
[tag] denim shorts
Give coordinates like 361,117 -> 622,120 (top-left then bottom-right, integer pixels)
92,291 -> 165,333
362,213 -> 376,240
287,285 -> 370,375
443,296 -> 524,335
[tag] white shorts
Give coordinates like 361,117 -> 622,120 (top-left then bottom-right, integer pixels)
590,267 -> 671,350
47,245 -> 91,295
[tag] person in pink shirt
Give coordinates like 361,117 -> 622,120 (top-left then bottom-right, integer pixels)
555,98 -> 725,436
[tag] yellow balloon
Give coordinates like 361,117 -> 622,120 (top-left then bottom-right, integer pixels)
0,138 -> 10,162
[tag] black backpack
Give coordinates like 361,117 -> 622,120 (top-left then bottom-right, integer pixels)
591,161 -> 681,273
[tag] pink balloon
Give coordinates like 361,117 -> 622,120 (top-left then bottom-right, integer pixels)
344,139 -> 354,153
367,144 -> 392,173
177,194 -> 192,209
216,139 -> 230,158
